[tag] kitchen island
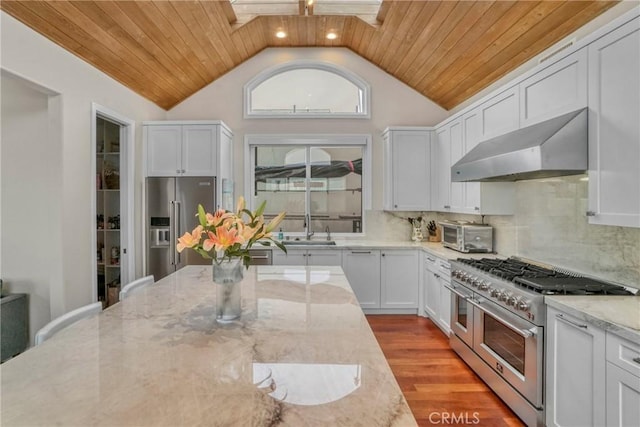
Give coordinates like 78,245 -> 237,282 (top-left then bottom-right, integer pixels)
0,265 -> 416,426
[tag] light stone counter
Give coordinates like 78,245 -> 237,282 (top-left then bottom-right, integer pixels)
545,295 -> 640,343
277,238 -> 499,261
0,265 -> 416,427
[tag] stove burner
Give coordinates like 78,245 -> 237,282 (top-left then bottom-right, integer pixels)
455,257 -> 633,296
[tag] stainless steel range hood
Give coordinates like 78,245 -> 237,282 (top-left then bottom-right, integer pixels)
451,108 -> 587,182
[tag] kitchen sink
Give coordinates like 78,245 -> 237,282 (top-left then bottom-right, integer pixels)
282,240 -> 336,246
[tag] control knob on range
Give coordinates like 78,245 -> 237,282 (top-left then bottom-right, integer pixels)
470,277 -> 480,287
490,288 -> 502,298
478,281 -> 489,291
517,300 -> 530,311
498,292 -> 510,302
507,296 -> 520,307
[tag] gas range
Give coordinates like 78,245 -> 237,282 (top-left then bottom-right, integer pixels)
450,257 -> 633,326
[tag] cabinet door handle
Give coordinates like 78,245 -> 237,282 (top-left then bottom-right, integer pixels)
394,204 -> 398,208
176,169 -> 180,174
444,205 -> 451,209
351,251 -> 371,254
382,253 -> 385,257
633,357 -> 640,365
586,211 -> 596,217
555,314 -> 588,329
426,257 -> 436,262
474,207 -> 480,211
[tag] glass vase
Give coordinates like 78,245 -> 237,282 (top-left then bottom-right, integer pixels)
213,258 -> 244,323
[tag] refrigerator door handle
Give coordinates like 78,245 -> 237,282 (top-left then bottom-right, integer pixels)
169,201 -> 176,265
174,201 -> 181,265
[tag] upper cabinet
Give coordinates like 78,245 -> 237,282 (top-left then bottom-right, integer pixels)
383,128 -> 432,211
520,48 -> 588,127
145,122 -> 232,178
587,18 -> 640,228
433,114 -> 514,216
433,123 -> 453,211
479,86 -> 520,139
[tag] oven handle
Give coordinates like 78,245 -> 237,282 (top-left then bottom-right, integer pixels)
467,298 -> 534,339
444,285 -> 469,300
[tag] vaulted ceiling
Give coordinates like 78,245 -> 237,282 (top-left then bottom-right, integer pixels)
1,1 -> 618,110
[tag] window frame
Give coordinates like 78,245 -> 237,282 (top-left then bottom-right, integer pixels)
243,60 -> 371,119
244,134 -> 372,237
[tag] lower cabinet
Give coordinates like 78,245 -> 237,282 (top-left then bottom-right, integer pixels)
546,306 -> 606,427
380,250 -> 419,309
606,362 -> 640,426
423,253 -> 451,335
547,305 -> 640,427
343,249 -> 419,312
342,250 -> 381,309
272,249 -> 343,266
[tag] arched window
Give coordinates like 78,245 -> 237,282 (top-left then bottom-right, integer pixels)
244,61 -> 370,118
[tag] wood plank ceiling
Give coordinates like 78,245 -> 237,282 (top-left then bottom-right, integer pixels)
1,1 -> 618,110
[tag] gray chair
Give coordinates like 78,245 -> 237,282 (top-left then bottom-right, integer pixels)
119,275 -> 154,300
34,302 -> 103,346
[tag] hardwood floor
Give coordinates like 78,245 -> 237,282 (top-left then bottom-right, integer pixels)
367,315 -> 525,427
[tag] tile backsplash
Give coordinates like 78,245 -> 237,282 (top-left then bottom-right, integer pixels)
376,174 -> 639,288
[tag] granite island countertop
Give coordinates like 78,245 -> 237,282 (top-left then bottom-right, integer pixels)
0,265 -> 417,427
545,295 -> 640,343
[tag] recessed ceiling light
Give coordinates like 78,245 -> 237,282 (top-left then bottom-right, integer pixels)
326,32 -> 337,40
276,31 -> 287,39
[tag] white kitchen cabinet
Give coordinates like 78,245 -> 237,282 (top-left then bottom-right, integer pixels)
423,253 -> 451,335
546,306 -> 606,427
380,250 -> 420,309
587,18 -> 640,228
343,249 -> 419,312
383,128 -> 432,211
342,249 -> 381,309
272,248 -> 342,266
479,86 -> 520,139
606,362 -> 640,426
606,331 -> 640,426
455,109 -> 515,215
520,48 -> 587,127
448,121 -> 465,213
433,121 -> 455,212
145,122 -> 233,179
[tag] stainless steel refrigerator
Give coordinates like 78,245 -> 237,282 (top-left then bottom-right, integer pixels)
146,177 -> 216,280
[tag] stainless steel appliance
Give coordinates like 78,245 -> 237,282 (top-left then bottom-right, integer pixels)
451,108 -> 587,182
440,221 -> 493,253
146,177 -> 216,280
447,257 -> 634,427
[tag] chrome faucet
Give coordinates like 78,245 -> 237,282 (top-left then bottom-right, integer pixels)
325,225 -> 331,241
304,214 -> 314,240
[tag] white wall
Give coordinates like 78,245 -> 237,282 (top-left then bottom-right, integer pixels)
0,12 -> 166,339
167,47 -> 449,210
1,73 -> 55,342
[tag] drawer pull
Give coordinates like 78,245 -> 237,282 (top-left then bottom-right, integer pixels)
556,314 -> 588,329
633,357 -> 640,365
351,251 -> 371,254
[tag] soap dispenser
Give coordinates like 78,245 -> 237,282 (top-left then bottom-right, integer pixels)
278,228 -> 284,241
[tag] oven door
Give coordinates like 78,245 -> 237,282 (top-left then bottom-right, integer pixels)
469,297 -> 543,408
446,283 -> 474,348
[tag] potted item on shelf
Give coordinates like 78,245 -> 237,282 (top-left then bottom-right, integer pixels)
103,161 -> 119,190
97,214 -> 104,229
111,246 -> 120,265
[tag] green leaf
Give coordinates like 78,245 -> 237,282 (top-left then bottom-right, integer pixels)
197,204 -> 207,227
273,240 -> 287,254
254,200 -> 267,218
